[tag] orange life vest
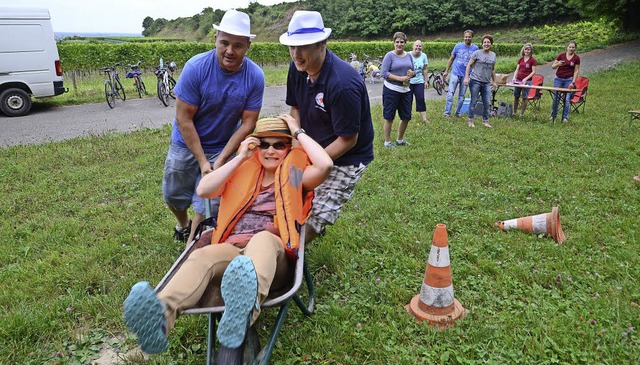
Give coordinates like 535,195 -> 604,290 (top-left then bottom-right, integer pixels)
210,147 -> 313,261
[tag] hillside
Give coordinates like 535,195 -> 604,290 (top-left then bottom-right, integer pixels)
143,0 -> 581,43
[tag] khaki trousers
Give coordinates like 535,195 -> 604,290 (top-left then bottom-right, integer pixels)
159,231 -> 291,333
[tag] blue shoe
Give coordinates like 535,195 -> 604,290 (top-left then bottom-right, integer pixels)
123,282 -> 168,354
218,256 -> 258,349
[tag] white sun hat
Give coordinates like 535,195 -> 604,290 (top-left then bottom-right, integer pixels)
279,11 -> 332,46
212,9 -> 255,39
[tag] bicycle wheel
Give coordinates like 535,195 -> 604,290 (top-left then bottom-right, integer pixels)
115,76 -> 126,101
104,81 -> 115,109
158,81 -> 169,106
442,78 -> 449,93
139,78 -> 147,96
168,76 -> 176,99
135,77 -> 144,98
434,76 -> 443,95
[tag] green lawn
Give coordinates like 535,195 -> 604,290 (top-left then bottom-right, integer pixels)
1,61 -> 638,364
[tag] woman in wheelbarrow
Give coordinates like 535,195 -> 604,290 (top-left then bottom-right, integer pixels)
124,115 -> 333,363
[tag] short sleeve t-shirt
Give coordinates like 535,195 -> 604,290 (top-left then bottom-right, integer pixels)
381,51 -> 414,90
469,50 -> 496,83
555,52 -> 580,79
451,43 -> 479,76
515,56 -> 538,81
410,53 -> 428,85
172,50 -> 265,153
285,50 -> 374,167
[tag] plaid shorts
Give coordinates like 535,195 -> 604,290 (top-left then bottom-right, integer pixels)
306,163 -> 367,234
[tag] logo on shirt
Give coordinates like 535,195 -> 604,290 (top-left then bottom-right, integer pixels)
315,92 -> 325,110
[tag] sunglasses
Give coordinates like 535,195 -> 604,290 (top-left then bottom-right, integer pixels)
258,141 -> 291,150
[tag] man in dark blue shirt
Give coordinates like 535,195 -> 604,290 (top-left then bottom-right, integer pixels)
280,10 -> 374,241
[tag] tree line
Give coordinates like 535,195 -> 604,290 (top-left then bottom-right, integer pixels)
141,0 -> 638,42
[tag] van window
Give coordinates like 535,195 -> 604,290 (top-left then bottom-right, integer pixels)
0,24 -> 45,52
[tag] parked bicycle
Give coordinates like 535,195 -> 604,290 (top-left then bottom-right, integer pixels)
126,60 -> 147,98
431,69 -> 449,95
154,58 -> 177,107
101,63 -> 126,108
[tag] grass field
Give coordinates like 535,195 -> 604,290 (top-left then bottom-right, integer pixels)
1,59 -> 639,364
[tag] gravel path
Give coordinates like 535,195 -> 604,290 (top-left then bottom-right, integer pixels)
534,38 -> 640,82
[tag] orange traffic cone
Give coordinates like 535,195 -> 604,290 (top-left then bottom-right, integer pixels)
406,224 -> 466,330
494,206 -> 566,244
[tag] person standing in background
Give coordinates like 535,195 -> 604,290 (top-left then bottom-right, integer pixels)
511,43 -> 538,117
443,30 -> 478,118
381,31 -> 415,147
410,40 -> 430,125
464,34 -> 497,128
551,41 -> 581,123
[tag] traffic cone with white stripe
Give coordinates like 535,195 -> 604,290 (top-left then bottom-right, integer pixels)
494,206 -> 566,244
406,224 -> 466,330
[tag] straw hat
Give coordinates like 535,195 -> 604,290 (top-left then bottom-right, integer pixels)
250,117 -> 292,139
279,11 -> 332,46
212,10 -> 255,39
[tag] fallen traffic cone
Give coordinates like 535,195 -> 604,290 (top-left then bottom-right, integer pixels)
494,206 -> 566,244
406,224 -> 466,330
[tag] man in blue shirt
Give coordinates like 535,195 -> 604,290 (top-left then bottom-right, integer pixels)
443,30 -> 478,117
280,10 -> 374,241
163,10 -> 265,244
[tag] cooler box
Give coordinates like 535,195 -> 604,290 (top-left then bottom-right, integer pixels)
460,98 -> 471,114
461,98 -> 485,118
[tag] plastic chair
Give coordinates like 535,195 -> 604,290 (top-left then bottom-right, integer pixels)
525,74 -> 544,110
569,76 -> 589,113
154,226 -> 315,364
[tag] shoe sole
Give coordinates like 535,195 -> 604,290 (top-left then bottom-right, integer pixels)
123,282 -> 168,354
218,256 -> 258,348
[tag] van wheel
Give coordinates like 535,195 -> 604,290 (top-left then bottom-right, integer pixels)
0,88 -> 32,117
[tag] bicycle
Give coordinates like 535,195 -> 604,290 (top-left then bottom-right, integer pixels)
432,69 -> 449,95
101,63 -> 126,108
154,58 -> 177,107
126,60 -> 147,98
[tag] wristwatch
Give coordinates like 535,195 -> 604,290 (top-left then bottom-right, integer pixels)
293,128 -> 306,139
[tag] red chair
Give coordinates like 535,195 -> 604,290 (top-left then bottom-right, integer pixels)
525,74 -> 544,110
569,76 -> 589,113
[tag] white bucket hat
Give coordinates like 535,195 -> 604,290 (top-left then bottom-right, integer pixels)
279,11 -> 332,46
213,9 -> 255,39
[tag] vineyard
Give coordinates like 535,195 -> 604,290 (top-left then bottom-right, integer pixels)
58,41 -> 564,71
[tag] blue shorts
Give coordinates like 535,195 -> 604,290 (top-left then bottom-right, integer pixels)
410,83 -> 426,112
383,86 -> 412,121
513,79 -> 533,98
162,142 -> 221,215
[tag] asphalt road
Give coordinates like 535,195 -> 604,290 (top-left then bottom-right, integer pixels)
3,39 -> 639,148
0,80 -> 384,148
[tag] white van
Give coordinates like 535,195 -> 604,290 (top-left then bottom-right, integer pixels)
0,6 -> 66,117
